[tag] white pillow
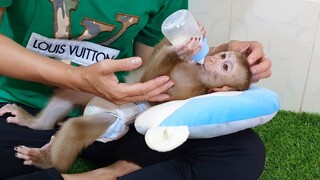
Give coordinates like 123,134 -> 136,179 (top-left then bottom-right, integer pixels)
135,86 -> 280,152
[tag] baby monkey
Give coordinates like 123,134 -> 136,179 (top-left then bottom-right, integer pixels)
0,38 -> 251,172
141,38 -> 251,101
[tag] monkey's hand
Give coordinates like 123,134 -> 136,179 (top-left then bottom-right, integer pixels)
174,21 -> 207,62
174,37 -> 203,63
14,136 -> 54,169
0,104 -> 39,129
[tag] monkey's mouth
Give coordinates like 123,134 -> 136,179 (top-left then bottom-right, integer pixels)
197,63 -> 206,72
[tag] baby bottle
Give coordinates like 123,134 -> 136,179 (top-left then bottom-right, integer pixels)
161,9 -> 209,64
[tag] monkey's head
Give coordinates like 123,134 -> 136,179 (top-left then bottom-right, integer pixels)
198,51 -> 252,92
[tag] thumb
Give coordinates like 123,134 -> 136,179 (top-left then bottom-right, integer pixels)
108,57 -> 143,72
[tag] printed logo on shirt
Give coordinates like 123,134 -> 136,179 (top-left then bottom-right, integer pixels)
26,33 -> 120,66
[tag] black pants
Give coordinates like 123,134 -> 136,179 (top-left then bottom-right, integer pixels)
0,103 -> 266,180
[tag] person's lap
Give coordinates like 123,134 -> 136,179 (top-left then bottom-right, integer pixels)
81,122 -> 266,180
0,103 -> 56,179
0,103 -> 266,180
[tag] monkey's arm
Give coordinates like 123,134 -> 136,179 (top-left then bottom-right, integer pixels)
140,39 -> 179,82
134,39 -> 179,66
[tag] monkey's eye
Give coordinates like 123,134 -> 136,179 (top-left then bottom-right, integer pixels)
221,53 -> 226,59
222,62 -> 233,72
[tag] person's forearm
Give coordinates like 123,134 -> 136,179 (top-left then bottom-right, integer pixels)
0,34 -> 80,90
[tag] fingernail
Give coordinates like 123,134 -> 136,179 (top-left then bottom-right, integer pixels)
169,81 -> 175,88
249,58 -> 255,65
162,94 -> 171,101
14,146 -> 18,151
250,68 -> 257,74
131,57 -> 141,66
251,75 -> 257,81
159,76 -> 169,82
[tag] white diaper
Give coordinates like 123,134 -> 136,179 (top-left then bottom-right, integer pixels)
83,96 -> 150,143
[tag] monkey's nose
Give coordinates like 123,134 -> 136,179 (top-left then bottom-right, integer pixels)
209,56 -> 216,63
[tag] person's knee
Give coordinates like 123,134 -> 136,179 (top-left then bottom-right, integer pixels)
188,129 -> 266,180
227,129 -> 266,180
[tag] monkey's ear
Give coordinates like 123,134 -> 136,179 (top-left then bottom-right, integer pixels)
208,86 -> 236,93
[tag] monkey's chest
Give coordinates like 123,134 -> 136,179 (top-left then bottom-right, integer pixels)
169,73 -> 206,100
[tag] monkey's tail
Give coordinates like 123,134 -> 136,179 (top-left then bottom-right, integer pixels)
50,113 -> 117,172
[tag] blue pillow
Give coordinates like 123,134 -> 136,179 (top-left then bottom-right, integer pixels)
135,86 -> 280,152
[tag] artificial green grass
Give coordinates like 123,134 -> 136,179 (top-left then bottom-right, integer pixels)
69,110 -> 320,179
67,158 -> 94,174
255,110 -> 320,180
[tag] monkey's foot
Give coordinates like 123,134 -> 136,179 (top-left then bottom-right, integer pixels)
0,104 -> 46,130
14,137 -> 54,169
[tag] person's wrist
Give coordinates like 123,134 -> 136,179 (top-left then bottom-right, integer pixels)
65,65 -> 86,92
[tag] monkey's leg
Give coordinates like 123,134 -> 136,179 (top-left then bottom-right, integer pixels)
34,89 -> 94,130
0,89 -> 93,130
15,113 -> 117,171
14,137 -> 55,169
50,113 -> 117,172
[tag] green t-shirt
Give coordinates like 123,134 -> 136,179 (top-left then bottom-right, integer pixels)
0,0 -> 188,116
